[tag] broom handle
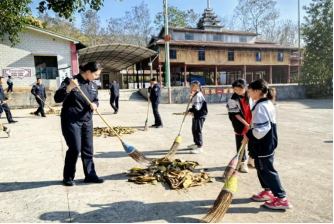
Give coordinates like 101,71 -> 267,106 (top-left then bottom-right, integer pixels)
36,95 -> 53,110
146,89 -> 151,120
75,86 -> 123,142
236,142 -> 246,170
1,98 -> 12,105
178,96 -> 193,135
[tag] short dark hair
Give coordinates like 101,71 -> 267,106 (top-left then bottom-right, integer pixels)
37,78 -> 41,81
151,78 -> 156,81
248,79 -> 268,94
8,76 -> 11,78
79,62 -> 102,72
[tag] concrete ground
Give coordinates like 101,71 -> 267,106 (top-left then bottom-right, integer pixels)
0,93 -> 332,223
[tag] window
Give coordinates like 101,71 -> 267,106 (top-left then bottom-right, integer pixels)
185,33 -> 194,40
213,34 -> 221,41
34,56 -> 58,79
255,50 -> 262,61
239,36 -> 247,42
278,51 -> 283,61
170,49 -> 177,59
228,48 -> 234,61
198,47 -> 205,61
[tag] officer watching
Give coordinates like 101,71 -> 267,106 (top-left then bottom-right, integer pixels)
148,78 -> 163,128
0,77 -> 17,124
54,62 -> 104,186
7,76 -> 13,93
31,78 -> 47,117
109,80 -> 120,114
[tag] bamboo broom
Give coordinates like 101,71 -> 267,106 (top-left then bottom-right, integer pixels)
1,98 -> 13,105
75,85 -> 150,164
36,95 -> 55,112
164,96 -> 193,159
144,88 -> 151,131
222,142 -> 246,183
201,145 -> 246,223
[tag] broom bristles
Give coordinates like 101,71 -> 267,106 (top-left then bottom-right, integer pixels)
164,140 -> 181,159
222,166 -> 235,183
128,149 -> 150,164
144,120 -> 149,131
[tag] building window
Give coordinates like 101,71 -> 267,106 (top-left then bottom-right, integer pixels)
255,50 -> 262,61
198,47 -> 205,61
34,56 -> 58,79
228,48 -> 234,61
170,49 -> 177,59
239,36 -> 247,42
278,51 -> 283,61
213,34 -> 221,41
185,33 -> 194,40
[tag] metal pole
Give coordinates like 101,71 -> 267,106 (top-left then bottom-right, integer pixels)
164,0 -> 172,104
298,0 -> 301,79
150,57 -> 153,79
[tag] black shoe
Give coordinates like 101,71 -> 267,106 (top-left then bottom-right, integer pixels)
63,179 -> 74,186
84,177 -> 104,184
114,111 -> 118,114
34,112 -> 39,116
156,125 -> 163,128
151,124 -> 157,127
8,120 -> 17,123
41,115 -> 46,117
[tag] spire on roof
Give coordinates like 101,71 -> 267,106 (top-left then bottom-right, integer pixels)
197,0 -> 223,31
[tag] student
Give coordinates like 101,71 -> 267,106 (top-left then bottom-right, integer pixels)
226,79 -> 254,173
0,104 -> 11,137
31,78 -> 47,117
148,78 -> 163,128
54,62 -> 104,186
186,81 -> 208,154
0,77 -> 17,123
7,76 -> 13,93
109,80 -> 120,114
244,79 -> 292,210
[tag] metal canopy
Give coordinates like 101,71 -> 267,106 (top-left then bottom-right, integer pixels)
78,44 -> 158,72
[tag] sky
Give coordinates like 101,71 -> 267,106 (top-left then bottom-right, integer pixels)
29,0 -> 313,33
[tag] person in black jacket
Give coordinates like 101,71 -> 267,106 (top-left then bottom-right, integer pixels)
31,78 -> 47,117
148,78 -> 163,128
7,76 -> 13,93
185,81 -> 208,154
54,62 -> 104,186
109,80 -> 120,114
0,103 -> 11,137
0,77 -> 17,123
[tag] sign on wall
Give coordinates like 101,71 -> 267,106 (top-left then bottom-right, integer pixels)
2,68 -> 31,79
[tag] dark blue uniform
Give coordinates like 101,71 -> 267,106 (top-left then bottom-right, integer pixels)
0,84 -> 14,123
149,83 -> 163,127
109,82 -> 119,113
54,74 -> 99,182
31,83 -> 47,116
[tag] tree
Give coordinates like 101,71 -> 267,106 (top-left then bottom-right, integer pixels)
81,9 -> 101,46
153,6 -> 200,31
1,0 -> 122,46
299,0 -> 333,98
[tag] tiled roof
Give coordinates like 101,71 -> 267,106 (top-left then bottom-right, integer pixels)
169,26 -> 257,36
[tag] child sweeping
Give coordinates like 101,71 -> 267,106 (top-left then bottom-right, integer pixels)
243,79 -> 292,210
226,79 -> 254,173
185,81 -> 208,154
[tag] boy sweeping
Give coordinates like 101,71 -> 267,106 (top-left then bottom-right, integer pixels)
185,81 -> 208,154
243,79 -> 292,210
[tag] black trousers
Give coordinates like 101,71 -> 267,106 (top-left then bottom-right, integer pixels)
35,97 -> 45,116
151,101 -> 162,126
7,84 -> 13,93
61,118 -> 97,180
255,155 -> 286,198
235,135 -> 248,162
110,95 -> 119,112
192,118 -> 205,147
1,103 -> 13,122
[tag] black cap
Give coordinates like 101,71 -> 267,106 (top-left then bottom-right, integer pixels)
151,78 -> 156,81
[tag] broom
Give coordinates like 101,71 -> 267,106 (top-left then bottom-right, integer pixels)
164,96 -> 193,159
36,95 -> 55,112
222,142 -> 246,183
1,98 -> 13,105
75,85 -> 150,164
144,88 -> 151,131
201,145 -> 246,223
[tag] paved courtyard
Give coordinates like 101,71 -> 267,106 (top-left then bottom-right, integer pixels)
0,95 -> 332,223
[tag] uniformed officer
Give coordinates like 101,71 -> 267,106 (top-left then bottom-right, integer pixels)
7,76 -> 13,93
148,78 -> 163,128
31,78 -> 47,117
54,62 -> 104,186
109,80 -> 120,114
0,77 -> 17,123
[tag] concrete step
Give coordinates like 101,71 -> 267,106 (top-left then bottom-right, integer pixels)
99,89 -> 146,101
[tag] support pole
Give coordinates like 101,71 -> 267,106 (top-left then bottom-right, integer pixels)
214,65 -> 218,85
184,64 -> 187,86
269,65 -> 273,84
164,0 -> 171,104
287,65 -> 291,83
159,64 -> 162,86
243,65 -> 246,80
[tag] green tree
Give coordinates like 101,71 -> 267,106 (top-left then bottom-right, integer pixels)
300,0 -> 333,98
154,6 -> 200,31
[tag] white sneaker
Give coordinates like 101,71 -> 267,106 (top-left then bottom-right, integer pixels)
6,129 -> 11,138
239,162 -> 249,173
248,157 -> 255,168
190,147 -> 203,154
187,144 -> 197,149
